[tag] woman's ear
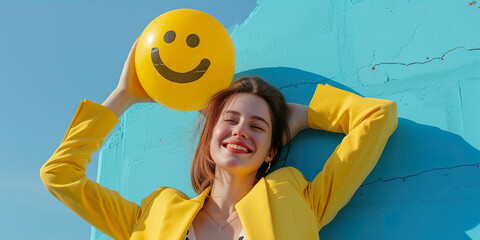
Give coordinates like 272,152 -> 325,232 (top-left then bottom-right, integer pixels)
267,148 -> 277,162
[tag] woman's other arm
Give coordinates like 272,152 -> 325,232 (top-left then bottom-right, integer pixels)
290,84 -> 398,229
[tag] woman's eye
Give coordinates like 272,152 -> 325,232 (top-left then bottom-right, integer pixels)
252,125 -> 264,131
225,119 -> 237,123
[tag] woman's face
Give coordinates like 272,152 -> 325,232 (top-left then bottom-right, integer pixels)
209,93 -> 274,177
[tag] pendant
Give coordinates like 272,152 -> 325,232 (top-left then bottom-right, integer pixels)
218,226 -> 223,234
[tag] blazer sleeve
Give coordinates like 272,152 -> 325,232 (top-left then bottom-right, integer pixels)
40,100 -> 140,240
297,84 -> 398,229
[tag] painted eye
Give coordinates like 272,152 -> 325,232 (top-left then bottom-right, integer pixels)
164,30 -> 176,43
186,34 -> 200,48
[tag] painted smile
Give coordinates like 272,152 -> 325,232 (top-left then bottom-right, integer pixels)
151,47 -> 211,84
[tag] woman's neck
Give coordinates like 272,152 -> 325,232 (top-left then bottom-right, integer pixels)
204,171 -> 258,220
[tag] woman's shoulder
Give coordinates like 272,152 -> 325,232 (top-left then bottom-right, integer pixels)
267,166 -> 305,177
139,186 -> 190,206
265,166 -> 308,186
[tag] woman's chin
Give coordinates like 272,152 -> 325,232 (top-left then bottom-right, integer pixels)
216,158 -> 246,169
215,159 -> 257,174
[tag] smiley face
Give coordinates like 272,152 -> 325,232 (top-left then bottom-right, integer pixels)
150,30 -> 211,83
135,9 -> 235,111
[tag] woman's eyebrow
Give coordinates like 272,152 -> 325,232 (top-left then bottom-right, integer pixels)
225,110 -> 269,127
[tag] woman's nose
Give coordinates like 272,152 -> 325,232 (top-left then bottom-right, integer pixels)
232,124 -> 248,139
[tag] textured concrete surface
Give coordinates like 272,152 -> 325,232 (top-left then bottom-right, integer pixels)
94,0 -> 480,239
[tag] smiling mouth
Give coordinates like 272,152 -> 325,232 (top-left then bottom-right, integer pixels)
151,47 -> 211,84
222,143 -> 253,153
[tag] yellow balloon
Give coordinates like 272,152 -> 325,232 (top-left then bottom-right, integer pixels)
135,9 -> 235,111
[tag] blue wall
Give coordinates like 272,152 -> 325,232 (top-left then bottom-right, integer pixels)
94,0 -> 480,239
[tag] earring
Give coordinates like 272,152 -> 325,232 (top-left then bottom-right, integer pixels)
264,162 -> 271,174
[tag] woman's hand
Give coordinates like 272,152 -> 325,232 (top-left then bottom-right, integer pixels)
115,38 -> 154,104
283,103 -> 309,145
102,38 -> 155,118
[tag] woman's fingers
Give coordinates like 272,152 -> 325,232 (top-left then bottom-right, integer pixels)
117,38 -> 154,103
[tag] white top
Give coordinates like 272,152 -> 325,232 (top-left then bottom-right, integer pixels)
184,224 -> 247,240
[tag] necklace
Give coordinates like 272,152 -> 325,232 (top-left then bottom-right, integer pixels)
202,208 -> 239,234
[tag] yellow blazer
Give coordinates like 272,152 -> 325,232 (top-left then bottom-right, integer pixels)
40,84 -> 397,240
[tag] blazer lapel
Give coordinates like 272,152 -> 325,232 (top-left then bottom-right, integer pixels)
159,187 -> 211,240
235,178 -> 275,240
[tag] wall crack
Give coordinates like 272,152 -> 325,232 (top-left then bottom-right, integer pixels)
278,81 -> 324,89
361,163 -> 480,187
372,46 -> 480,69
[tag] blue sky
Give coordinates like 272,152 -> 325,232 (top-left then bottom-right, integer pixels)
0,1 -> 256,239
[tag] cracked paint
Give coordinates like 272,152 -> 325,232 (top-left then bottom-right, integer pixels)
278,81 -> 322,90
372,46 -> 480,69
361,163 -> 480,187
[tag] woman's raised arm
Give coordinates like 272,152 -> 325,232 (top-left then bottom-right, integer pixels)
40,39 -> 154,240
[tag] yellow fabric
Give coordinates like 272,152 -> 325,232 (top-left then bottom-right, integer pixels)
40,84 -> 397,240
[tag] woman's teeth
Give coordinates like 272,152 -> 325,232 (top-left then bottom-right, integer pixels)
226,144 -> 249,153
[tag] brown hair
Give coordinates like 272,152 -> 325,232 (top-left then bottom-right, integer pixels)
191,76 -> 290,194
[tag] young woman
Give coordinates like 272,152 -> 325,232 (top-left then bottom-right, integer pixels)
40,40 -> 398,240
